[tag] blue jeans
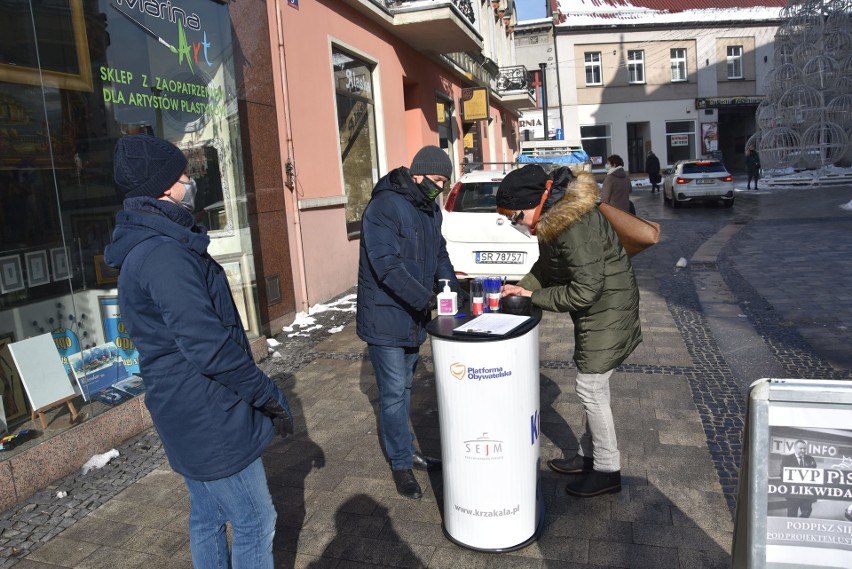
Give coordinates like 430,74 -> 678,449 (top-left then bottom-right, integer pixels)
183,456 -> 276,569
368,344 -> 419,470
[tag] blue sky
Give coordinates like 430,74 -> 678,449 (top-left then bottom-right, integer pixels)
515,0 -> 547,21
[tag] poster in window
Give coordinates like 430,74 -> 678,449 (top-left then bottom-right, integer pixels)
99,296 -> 140,375
701,123 -> 719,154
67,342 -> 130,401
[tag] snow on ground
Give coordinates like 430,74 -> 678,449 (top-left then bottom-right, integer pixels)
281,293 -> 357,338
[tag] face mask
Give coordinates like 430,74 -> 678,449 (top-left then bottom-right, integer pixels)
169,178 -> 197,212
419,177 -> 442,201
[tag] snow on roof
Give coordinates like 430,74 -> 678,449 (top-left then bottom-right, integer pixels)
547,0 -> 785,27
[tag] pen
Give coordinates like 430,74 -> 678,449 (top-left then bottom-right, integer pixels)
455,313 -> 467,318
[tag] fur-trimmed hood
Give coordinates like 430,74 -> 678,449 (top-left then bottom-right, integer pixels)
536,172 -> 600,243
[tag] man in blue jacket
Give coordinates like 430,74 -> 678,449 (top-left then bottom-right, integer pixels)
104,134 -> 292,568
356,145 -> 457,500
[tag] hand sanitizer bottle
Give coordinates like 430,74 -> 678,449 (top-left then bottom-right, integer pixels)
436,279 -> 458,316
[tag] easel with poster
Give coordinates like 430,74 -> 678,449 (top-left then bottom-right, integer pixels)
4,334 -> 80,430
732,378 -> 852,569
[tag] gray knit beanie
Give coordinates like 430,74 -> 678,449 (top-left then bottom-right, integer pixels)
410,145 -> 452,179
114,134 -> 188,198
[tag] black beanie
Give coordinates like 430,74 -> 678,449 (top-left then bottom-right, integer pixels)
114,134 -> 188,198
410,145 -> 453,179
496,165 -> 551,210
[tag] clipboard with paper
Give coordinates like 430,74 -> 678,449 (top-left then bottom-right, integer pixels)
452,313 -> 532,337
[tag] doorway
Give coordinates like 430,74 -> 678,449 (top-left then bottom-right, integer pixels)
627,122 -> 651,173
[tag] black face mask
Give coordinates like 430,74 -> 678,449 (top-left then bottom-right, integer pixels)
419,177 -> 442,201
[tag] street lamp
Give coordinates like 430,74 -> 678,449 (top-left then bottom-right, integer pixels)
552,10 -> 565,137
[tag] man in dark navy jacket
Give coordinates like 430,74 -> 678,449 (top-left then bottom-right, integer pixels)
356,145 -> 458,499
105,134 -> 292,568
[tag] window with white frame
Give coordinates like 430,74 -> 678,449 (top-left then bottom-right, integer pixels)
584,52 -> 602,86
580,124 -> 611,168
727,45 -> 744,79
627,50 -> 645,84
332,47 -> 380,237
670,48 -> 687,82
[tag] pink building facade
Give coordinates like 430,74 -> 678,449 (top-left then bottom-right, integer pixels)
267,1 -> 528,318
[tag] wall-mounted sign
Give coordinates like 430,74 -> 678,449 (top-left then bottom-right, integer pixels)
695,96 -> 764,109
460,87 -> 488,122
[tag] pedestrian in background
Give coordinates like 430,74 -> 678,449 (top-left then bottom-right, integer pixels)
600,154 -> 634,214
497,168 -> 642,497
356,146 -> 458,500
746,146 -> 761,190
105,134 -> 293,569
645,150 -> 661,193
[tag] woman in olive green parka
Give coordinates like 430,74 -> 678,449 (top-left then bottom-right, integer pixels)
499,168 -> 641,498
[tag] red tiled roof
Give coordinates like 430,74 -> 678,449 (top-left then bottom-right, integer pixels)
577,0 -> 787,11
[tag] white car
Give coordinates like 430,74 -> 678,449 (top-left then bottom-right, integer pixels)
663,159 -> 734,208
441,165 -> 539,282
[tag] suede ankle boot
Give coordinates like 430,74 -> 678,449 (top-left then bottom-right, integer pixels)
565,469 -> 621,497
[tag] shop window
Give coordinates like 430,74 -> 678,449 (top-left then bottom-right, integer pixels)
1,0 -> 256,437
584,52 -> 602,86
666,121 -> 696,163
437,98 -> 455,191
671,48 -> 687,82
628,50 -> 645,84
332,48 -> 380,238
580,124 -> 611,168
727,46 -> 744,79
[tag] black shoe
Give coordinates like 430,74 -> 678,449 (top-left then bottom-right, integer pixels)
412,451 -> 442,471
548,454 -> 594,475
392,469 -> 422,500
565,469 -> 621,497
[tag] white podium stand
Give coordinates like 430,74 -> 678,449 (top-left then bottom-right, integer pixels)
427,311 -> 544,552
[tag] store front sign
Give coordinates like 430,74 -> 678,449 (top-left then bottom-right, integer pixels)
461,87 -> 489,121
670,134 -> 689,147
695,96 -> 764,109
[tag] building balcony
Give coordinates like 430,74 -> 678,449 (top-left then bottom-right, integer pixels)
341,0 -> 482,54
495,65 -> 535,111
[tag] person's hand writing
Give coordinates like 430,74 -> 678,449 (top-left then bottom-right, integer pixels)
501,284 -> 532,298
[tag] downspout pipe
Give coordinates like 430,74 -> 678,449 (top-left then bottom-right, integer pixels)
272,0 -> 310,314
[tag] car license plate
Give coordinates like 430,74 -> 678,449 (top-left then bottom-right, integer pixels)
476,252 -> 526,264
696,178 -> 714,184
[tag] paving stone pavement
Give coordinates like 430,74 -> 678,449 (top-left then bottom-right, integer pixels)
1,186 -> 850,568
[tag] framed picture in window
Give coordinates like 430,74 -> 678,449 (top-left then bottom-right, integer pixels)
1,331 -> 30,427
0,0 -> 93,92
0,255 -> 25,294
93,255 -> 119,285
25,251 -> 50,287
50,247 -> 71,281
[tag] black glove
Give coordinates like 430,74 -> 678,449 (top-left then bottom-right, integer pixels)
260,397 -> 294,439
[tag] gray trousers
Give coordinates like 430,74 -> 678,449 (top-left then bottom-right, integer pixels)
575,370 -> 620,472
